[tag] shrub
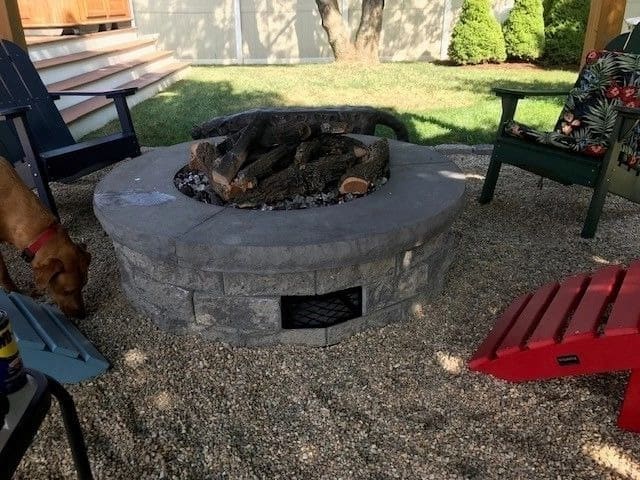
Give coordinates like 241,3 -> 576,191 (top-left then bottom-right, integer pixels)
543,0 -> 555,24
448,0 -> 507,65
543,0 -> 589,65
503,0 -> 545,61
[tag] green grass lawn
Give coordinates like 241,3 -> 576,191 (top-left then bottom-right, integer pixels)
92,62 -> 578,146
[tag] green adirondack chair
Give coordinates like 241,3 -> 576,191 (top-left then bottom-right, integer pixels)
479,27 -> 640,238
0,38 -> 141,218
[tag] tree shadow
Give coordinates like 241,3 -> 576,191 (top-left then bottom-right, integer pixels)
89,66 -> 574,148
88,79 -> 286,146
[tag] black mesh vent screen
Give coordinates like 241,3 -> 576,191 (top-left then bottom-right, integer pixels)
282,287 -> 363,329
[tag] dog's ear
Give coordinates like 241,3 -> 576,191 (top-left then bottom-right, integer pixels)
33,257 -> 64,291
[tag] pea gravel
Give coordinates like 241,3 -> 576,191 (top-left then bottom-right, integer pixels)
5,152 -> 640,480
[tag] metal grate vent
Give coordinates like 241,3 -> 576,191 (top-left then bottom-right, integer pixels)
281,287 -> 362,329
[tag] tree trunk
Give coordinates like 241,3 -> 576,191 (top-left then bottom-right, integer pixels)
354,0 -> 384,62
315,0 -> 357,62
316,0 -> 384,63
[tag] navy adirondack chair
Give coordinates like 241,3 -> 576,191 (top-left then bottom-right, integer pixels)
479,28 -> 640,238
0,38 -> 141,217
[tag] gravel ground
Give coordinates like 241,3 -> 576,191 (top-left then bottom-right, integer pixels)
6,153 -> 640,479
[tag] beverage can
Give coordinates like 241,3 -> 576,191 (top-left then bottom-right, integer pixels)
0,310 -> 27,394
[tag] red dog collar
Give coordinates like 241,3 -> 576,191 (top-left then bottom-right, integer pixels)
21,224 -> 59,263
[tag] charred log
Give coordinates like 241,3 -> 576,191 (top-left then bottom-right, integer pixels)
189,141 -> 218,173
234,144 -> 295,190
189,115 -> 390,207
191,107 -> 409,142
339,138 -> 389,194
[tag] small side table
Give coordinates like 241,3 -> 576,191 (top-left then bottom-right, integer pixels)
0,369 -> 93,479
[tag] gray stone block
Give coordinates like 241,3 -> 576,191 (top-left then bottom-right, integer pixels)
326,315 -> 369,345
365,302 -> 407,329
326,303 -> 406,344
114,242 -> 223,292
423,233 -> 459,298
397,232 -> 446,273
224,271 -> 315,296
190,326 -> 247,346
119,265 -> 194,329
316,256 -> 395,294
363,276 -> 398,313
193,293 -> 280,332
396,261 -> 430,300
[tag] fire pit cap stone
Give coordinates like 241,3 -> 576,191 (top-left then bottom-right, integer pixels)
94,135 -> 465,273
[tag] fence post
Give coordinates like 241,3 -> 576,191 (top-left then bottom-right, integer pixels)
234,0 -> 244,64
439,0 -> 453,60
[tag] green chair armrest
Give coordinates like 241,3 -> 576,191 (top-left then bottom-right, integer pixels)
493,87 -> 569,99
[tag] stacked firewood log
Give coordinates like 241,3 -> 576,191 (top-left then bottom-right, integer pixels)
188,115 -> 389,207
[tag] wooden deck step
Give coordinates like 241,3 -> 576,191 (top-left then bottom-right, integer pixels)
26,27 -> 138,46
47,50 -> 173,91
60,62 -> 190,124
33,37 -> 156,70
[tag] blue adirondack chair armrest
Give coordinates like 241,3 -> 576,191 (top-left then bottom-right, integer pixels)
48,87 -> 138,98
0,105 -> 31,119
49,87 -> 138,136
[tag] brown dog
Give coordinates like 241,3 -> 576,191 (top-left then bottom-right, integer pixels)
0,158 -> 91,317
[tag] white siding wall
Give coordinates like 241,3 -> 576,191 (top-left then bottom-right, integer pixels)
131,0 -> 516,64
625,0 -> 640,29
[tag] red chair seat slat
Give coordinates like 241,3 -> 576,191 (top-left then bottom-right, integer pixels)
526,274 -> 589,349
605,261 -> 640,336
469,261 -> 640,433
562,265 -> 623,343
468,294 -> 531,369
496,283 -> 559,358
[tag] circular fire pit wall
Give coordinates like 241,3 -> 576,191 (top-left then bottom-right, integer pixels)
94,137 -> 465,346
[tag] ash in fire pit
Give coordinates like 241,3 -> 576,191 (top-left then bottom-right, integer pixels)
174,115 -> 390,209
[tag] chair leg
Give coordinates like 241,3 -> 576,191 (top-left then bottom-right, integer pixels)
479,155 -> 502,204
31,171 -> 59,219
47,378 -> 93,480
618,370 -> 640,432
9,114 -> 60,218
581,173 -> 609,239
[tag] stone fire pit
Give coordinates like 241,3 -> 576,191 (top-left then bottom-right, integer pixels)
93,136 -> 465,346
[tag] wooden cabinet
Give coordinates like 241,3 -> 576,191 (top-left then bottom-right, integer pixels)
17,0 -> 131,27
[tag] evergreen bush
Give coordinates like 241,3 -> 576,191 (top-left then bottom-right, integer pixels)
543,0 -> 589,65
543,0 -> 555,24
503,0 -> 545,61
448,0 -> 507,65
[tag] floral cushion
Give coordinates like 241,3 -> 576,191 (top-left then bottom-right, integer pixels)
503,49 -> 640,170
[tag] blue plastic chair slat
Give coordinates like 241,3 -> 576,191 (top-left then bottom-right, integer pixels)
10,295 -> 80,359
45,306 -> 108,368
0,291 -> 109,383
0,294 -> 46,350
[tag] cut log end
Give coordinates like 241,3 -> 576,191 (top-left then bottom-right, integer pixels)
339,177 -> 370,194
